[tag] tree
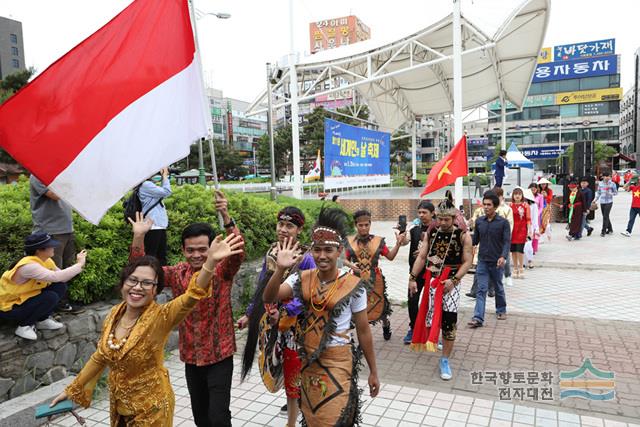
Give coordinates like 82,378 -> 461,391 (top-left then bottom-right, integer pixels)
564,140 -> 617,173
257,127 -> 292,178
390,130 -> 410,176
300,106 -> 328,158
211,140 -> 245,176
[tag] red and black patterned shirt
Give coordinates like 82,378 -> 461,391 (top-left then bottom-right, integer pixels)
129,226 -> 244,366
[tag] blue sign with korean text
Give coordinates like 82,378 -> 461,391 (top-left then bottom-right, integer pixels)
323,118 -> 390,189
532,55 -> 617,83
521,147 -> 566,159
554,39 -> 615,61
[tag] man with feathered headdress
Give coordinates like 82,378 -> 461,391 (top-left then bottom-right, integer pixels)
408,197 -> 472,380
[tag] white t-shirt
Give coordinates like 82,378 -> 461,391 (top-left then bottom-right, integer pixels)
285,268 -> 367,346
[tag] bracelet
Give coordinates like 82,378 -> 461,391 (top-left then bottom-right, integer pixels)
201,263 -> 214,273
409,272 -> 417,281
223,218 -> 236,228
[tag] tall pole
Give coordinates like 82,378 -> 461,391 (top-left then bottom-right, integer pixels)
411,119 -> 417,180
289,0 -> 302,199
452,0 -> 463,208
188,0 -> 223,227
501,102 -> 507,150
267,63 -> 277,201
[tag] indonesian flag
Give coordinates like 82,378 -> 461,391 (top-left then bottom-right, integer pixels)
304,150 -> 322,182
420,135 -> 468,197
0,0 -> 210,224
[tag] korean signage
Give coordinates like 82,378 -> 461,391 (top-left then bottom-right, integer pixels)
532,55 -> 617,83
554,39 -> 615,61
521,147 -> 566,159
581,102 -> 608,116
309,15 -> 371,54
488,94 -> 555,110
555,87 -> 622,105
468,137 -> 488,146
324,118 -> 390,189
537,47 -> 552,64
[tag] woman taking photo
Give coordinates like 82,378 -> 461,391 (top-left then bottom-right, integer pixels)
50,233 -> 243,425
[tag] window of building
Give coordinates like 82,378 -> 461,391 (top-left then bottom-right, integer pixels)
539,81 -> 558,94
580,75 -> 609,90
528,83 -> 542,95
609,101 -> 620,114
10,34 -> 18,43
609,74 -> 620,87
540,105 -> 559,119
560,104 -> 579,117
12,59 -> 19,68
558,78 -> 579,92
11,47 -> 19,56
526,107 -> 541,120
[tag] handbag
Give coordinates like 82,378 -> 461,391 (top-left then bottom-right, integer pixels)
589,201 -> 598,211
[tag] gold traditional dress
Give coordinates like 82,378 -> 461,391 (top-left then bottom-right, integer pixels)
66,274 -> 208,426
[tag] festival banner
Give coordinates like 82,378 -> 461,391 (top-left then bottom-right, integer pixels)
532,55 -> 617,83
323,118 -> 390,189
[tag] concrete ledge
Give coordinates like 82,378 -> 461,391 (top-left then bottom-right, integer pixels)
0,376 -> 73,427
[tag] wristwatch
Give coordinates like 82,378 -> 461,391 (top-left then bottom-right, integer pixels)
223,218 -> 236,228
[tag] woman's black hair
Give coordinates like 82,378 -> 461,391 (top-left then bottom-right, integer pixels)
25,248 -> 37,256
118,256 -> 165,294
318,207 -> 348,240
181,222 -> 215,246
352,209 -> 371,222
417,200 -> 435,212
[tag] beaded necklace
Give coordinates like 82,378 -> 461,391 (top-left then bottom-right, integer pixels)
107,315 -> 140,351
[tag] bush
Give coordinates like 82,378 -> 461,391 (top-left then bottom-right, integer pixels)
0,179 -> 352,304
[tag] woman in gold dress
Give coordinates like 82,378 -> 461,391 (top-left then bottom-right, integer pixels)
50,232 -> 244,426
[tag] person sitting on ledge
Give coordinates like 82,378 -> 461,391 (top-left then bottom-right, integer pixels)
0,233 -> 86,340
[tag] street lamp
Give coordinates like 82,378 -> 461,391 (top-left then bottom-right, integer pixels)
194,8 -> 231,186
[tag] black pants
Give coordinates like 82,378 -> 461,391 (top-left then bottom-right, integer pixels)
407,277 -> 425,330
144,229 -> 168,266
600,203 -> 613,234
185,357 -> 233,427
0,283 -> 66,326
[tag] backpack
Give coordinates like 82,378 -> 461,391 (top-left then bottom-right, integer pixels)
122,184 -> 165,224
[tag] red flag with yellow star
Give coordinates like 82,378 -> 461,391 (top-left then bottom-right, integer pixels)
420,135 -> 468,196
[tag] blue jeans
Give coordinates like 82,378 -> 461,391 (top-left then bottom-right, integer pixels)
0,282 -> 67,326
627,207 -> 640,233
473,261 -> 507,324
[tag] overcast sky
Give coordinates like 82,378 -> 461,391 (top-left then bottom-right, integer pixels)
3,0 -> 638,102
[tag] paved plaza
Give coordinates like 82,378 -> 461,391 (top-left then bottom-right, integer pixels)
48,191 -> 640,426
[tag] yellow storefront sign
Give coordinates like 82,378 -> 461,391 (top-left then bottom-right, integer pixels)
537,47 -> 552,64
555,87 -> 622,105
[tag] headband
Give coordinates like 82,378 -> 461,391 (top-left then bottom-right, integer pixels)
311,226 -> 341,247
278,210 -> 305,227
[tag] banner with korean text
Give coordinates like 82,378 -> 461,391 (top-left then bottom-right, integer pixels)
532,54 -> 617,83
323,118 -> 390,189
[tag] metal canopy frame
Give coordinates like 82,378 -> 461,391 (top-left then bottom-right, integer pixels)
245,0 -> 550,202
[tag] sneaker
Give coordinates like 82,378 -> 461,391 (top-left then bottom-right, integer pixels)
504,276 -> 514,287
437,339 -> 443,351
383,321 -> 392,341
56,302 -> 85,314
15,325 -> 37,340
488,290 -> 495,298
36,317 -> 64,330
600,232 -> 605,237
465,292 -> 476,298
280,404 -> 288,413
621,231 -> 631,237
587,227 -> 594,236
403,329 -> 413,345
439,357 -> 452,380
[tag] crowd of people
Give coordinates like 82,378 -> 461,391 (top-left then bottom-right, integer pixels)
0,164 -> 638,426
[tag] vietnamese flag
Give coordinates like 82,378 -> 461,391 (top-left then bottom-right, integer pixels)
420,135 -> 468,197
0,0 -> 210,224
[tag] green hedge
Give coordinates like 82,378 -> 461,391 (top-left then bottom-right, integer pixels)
0,177 -> 351,304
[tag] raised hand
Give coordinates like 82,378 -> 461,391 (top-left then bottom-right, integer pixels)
275,237 -> 299,269
207,234 -> 244,262
214,190 -> 228,214
128,211 -> 154,236
76,250 -> 87,267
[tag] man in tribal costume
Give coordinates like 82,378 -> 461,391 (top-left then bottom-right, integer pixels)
263,208 -> 380,427
344,209 -> 404,340
239,207 -> 314,427
408,199 -> 472,380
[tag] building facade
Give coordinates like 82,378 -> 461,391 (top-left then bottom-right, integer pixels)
487,38 -> 620,172
621,87 -> 634,160
0,16 -> 26,79
309,15 -> 371,54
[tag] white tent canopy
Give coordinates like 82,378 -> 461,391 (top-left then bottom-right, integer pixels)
505,142 -> 534,168
248,0 -> 549,132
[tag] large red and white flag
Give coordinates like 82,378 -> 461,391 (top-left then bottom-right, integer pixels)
0,0 -> 210,224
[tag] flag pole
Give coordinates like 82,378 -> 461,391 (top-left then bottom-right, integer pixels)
188,0 -> 223,228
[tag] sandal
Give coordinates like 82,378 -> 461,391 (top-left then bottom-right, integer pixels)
467,319 -> 483,328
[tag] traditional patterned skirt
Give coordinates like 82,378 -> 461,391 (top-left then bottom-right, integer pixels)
300,345 -> 361,427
